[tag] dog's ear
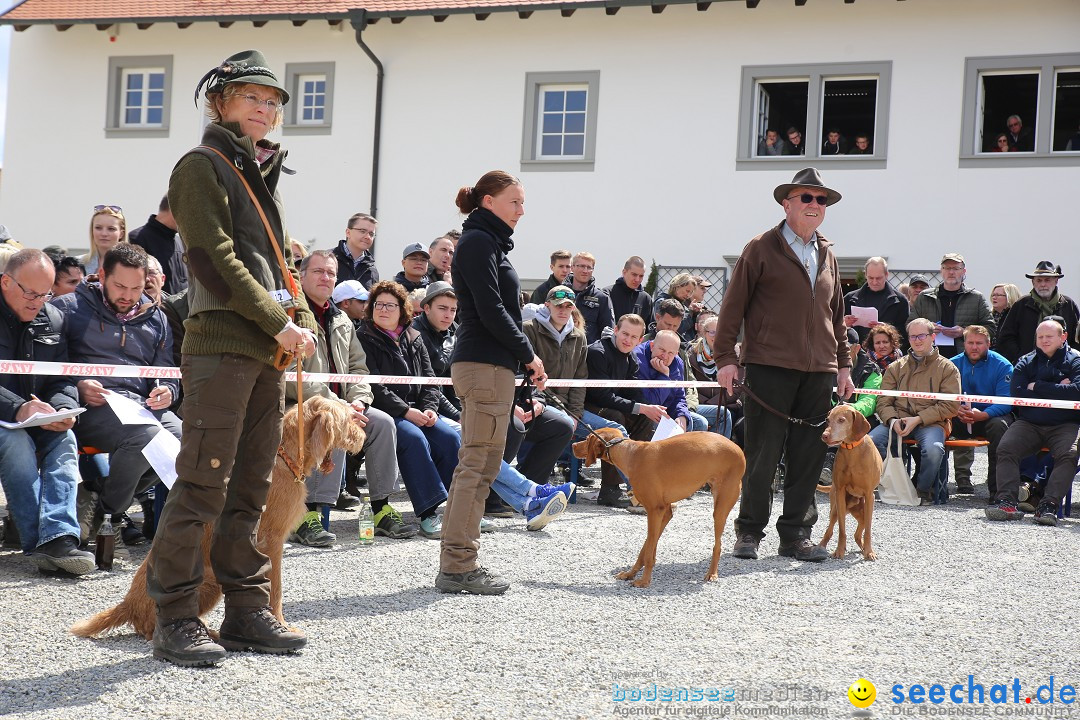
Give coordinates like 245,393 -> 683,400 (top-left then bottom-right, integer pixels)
585,435 -> 600,467
851,409 -> 871,442
305,400 -> 339,472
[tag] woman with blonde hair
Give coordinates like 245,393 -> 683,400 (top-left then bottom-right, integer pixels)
990,283 -> 1021,329
81,205 -> 127,275
655,272 -> 698,340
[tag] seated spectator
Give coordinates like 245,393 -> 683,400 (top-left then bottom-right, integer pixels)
868,318 -> 961,505
585,314 -> 667,508
1005,115 -> 1034,152
687,314 -> 734,437
357,281 -> 456,539
864,323 -> 904,375
290,238 -> 308,262
821,128 -> 848,155
947,325 -> 1014,497
128,195 -> 189,294
530,249 -> 573,304
844,257 -> 910,348
645,299 -> 703,422
333,212 -> 379,289
782,127 -> 806,155
757,128 -> 786,156
408,288 -> 427,317
144,255 -> 166,305
654,274 -> 697,341
286,252 -> 413,544
990,282 -> 1022,333
847,134 -> 872,155
905,274 -> 930,306
996,261 -> 1079,365
605,255 -> 653,323
52,256 -> 85,297
567,252 -> 614,345
987,318 -> 1080,525
634,329 -> 705,432
992,133 -> 1012,152
395,243 -> 431,293
412,281 -> 461,420
80,205 -> 128,276
427,235 -> 455,284
0,249 -> 95,574
1065,121 -> 1080,151
51,244 -> 182,545
332,279 -> 369,329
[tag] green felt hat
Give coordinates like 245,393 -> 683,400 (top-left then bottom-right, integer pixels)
194,49 -> 289,106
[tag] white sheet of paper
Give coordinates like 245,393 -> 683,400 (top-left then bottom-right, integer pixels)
651,414 -> 685,442
0,407 -> 85,430
104,391 -> 159,426
934,332 -> 954,346
849,306 -> 878,327
142,429 -> 180,489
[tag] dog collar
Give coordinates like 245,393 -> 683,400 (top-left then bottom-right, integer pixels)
840,441 -> 860,449
277,446 -> 305,483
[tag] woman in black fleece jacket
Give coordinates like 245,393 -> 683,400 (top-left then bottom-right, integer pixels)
436,171 -> 547,596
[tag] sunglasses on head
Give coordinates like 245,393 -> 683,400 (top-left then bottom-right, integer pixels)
787,193 -> 829,206
549,289 -> 576,302
94,205 -> 123,213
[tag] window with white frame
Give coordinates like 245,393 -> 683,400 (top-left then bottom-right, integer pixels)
106,55 -> 173,137
960,54 -> 1080,162
284,62 -> 335,135
522,71 -> 600,172
737,62 -> 891,168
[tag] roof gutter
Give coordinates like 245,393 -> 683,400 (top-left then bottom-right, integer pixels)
350,9 -> 383,219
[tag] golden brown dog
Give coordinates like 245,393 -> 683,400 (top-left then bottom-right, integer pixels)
573,427 -> 745,588
818,404 -> 882,560
70,395 -> 365,640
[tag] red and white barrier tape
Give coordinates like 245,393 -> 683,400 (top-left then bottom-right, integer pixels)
3,360 -> 1080,411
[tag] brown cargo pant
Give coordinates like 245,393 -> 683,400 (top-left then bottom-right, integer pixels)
440,362 -> 514,574
147,353 -> 285,621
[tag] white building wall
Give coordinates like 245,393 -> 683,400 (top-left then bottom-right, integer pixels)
1,0 -> 1078,297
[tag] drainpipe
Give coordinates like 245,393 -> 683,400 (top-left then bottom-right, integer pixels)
350,9 -> 383,218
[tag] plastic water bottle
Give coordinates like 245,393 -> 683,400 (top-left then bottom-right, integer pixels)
95,517 -> 115,571
357,492 -> 375,545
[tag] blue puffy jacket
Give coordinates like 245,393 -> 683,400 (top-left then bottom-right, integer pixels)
950,349 -> 1013,418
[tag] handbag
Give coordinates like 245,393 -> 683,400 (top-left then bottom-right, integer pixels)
197,145 -> 300,371
877,423 -> 920,506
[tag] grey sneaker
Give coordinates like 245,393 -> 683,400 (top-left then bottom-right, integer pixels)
218,606 -> 307,654
435,566 -> 510,595
153,617 -> 226,667
373,505 -> 418,539
289,510 -> 335,547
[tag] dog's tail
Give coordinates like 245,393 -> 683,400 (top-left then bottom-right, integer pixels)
69,603 -> 134,638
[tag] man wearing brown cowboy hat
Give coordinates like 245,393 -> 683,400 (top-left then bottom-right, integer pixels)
996,261 -> 1080,365
715,168 -> 853,563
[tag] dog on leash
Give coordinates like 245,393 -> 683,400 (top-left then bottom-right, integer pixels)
70,396 -> 366,640
573,427 -> 745,588
818,404 -> 882,560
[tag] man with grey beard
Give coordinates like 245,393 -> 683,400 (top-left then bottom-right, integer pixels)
996,261 -> 1080,365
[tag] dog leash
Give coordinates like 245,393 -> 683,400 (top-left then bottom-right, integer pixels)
732,378 -> 828,428
294,351 -> 305,482
535,385 -> 627,451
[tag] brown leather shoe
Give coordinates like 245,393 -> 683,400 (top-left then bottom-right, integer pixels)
732,533 -> 759,560
778,538 -> 829,562
218,606 -> 307,654
153,617 -> 226,667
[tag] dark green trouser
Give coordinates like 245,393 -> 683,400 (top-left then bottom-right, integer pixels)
147,353 -> 285,621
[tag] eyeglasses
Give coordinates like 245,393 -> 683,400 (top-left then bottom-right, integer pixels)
787,193 -> 829,206
991,293 -> 1007,298
94,204 -> 123,213
572,264 -> 594,271
234,93 -> 284,113
348,227 -> 376,237
909,332 -> 934,342
549,289 -> 577,302
307,268 -> 337,279
372,301 -> 400,311
3,274 -> 54,301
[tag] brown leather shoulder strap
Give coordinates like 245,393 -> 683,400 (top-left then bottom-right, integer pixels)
196,145 -> 300,300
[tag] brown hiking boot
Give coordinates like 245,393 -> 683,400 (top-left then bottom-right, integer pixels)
218,606 -> 307,654
153,617 -> 226,667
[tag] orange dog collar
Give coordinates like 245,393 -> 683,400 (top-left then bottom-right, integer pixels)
840,441 -> 860,449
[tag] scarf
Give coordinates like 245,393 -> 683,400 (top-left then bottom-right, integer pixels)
692,339 -> 717,379
1029,288 -> 1060,322
378,324 -> 405,342
867,347 -> 902,374
98,284 -> 142,322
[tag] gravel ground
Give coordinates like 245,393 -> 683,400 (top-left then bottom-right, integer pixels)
2,450 -> 1079,720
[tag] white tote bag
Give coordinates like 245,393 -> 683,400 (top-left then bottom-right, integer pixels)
877,423 -> 920,506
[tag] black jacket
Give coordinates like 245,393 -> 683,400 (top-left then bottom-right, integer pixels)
530,273 -> 564,305
393,271 -> 429,294
356,320 -> 440,418
411,313 -> 461,419
1011,345 -> 1080,426
584,336 -> 643,416
0,294 -> 79,423
450,208 -> 533,372
129,214 -> 190,294
568,274 -> 614,345
605,278 -> 653,327
652,291 -> 696,342
844,283 -> 911,347
996,292 -> 1080,365
333,239 -> 379,290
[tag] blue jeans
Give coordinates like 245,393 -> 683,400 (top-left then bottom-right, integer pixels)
490,461 -> 537,514
688,411 -> 708,433
870,422 -> 946,493
564,409 -> 630,485
394,417 -> 458,515
0,427 -> 82,552
693,405 -> 733,438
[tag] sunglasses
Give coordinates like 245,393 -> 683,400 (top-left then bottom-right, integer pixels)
94,205 -> 123,213
549,289 -> 576,302
787,193 -> 829,206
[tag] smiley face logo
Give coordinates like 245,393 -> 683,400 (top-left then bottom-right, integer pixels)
848,678 -> 876,708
